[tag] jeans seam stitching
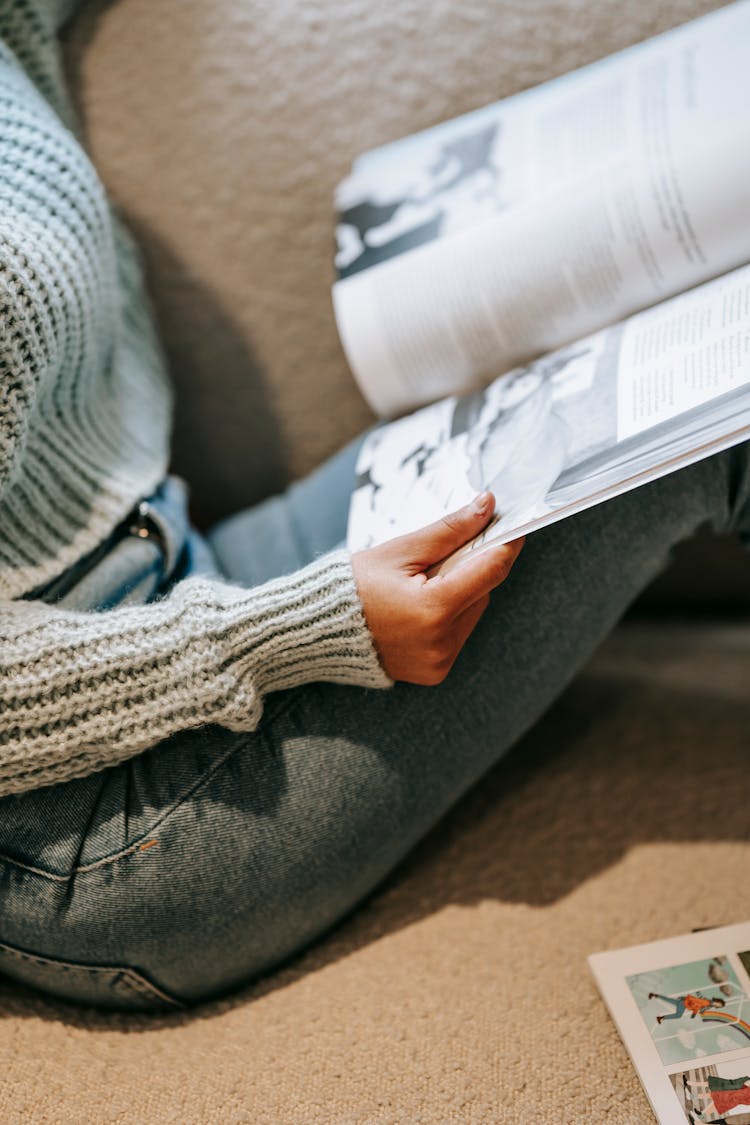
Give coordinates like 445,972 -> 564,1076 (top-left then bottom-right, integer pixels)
0,941 -> 184,1007
111,970 -> 184,1008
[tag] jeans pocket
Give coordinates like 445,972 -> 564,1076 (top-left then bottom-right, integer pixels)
0,940 -> 185,1013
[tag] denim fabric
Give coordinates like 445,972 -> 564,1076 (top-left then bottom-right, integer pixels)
0,439 -> 749,1011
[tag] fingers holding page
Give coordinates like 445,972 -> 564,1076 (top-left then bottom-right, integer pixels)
351,494 -> 524,685
432,534 -> 525,618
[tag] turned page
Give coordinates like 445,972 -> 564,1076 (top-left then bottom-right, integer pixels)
333,1 -> 750,418
346,264 -> 750,563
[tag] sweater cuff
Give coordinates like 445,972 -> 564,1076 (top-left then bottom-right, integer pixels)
216,547 -> 393,698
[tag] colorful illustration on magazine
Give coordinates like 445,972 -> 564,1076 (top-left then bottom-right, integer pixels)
627,956 -> 750,1066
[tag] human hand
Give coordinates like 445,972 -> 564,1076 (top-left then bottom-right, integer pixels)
351,492 -> 524,685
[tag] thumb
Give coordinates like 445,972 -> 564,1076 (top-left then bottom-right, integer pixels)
394,492 -> 496,569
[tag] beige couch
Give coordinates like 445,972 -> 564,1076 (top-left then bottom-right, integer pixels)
2,2 -> 748,1121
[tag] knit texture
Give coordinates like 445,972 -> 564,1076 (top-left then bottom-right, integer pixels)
0,1 -> 172,597
0,1 -> 391,798
1,551 -> 390,796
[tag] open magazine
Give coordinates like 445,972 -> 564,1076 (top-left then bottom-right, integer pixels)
589,922 -> 750,1125
334,1 -> 750,568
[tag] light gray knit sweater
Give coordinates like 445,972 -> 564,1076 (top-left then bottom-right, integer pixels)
0,1 -> 391,798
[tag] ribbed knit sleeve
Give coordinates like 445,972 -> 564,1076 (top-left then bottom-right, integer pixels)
0,549 -> 392,797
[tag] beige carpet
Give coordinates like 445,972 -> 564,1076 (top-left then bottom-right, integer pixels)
3,2 -> 748,1122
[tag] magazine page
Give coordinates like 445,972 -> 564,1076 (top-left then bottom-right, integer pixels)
333,1 -> 750,418
589,921 -> 750,1124
346,265 -> 750,566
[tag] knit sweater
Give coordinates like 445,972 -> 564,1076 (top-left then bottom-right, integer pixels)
0,1 -> 391,798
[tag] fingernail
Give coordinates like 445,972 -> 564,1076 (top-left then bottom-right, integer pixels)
473,492 -> 492,516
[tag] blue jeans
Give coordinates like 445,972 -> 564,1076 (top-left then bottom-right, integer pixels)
0,438 -> 749,1011
652,993 -> 688,1021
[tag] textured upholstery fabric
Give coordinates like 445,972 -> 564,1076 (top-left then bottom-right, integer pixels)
61,0 -> 733,521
